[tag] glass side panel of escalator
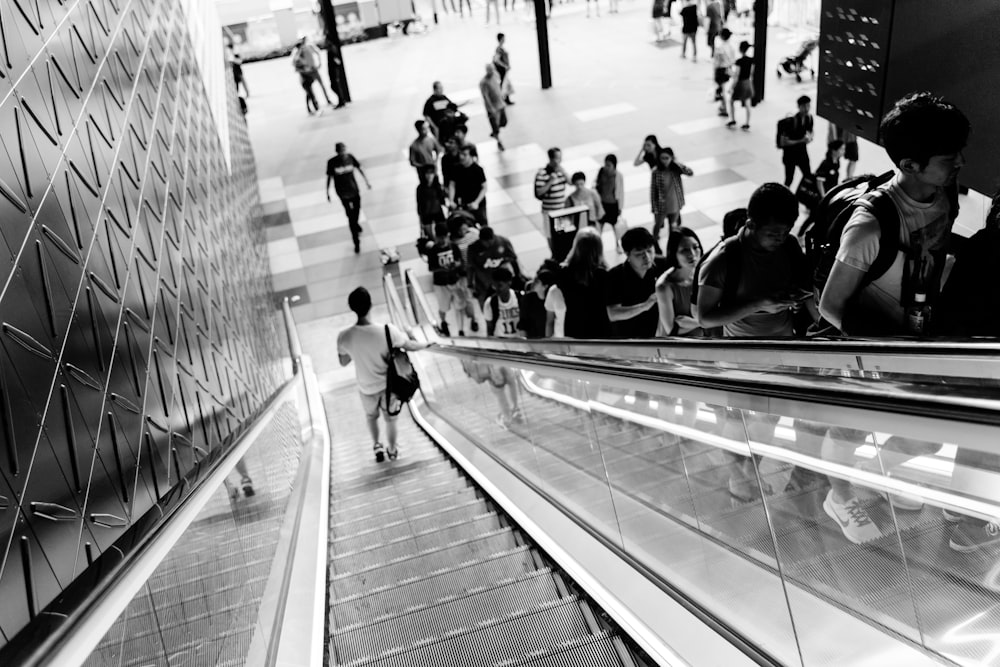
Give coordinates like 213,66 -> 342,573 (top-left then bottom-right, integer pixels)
415,345 -> 1000,667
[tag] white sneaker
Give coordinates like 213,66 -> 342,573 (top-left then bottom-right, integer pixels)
823,490 -> 882,544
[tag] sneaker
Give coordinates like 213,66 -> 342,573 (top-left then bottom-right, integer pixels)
241,476 -> 255,497
470,320 -> 480,333
823,490 -> 882,544
741,124 -> 750,130
949,521 -> 1000,553
510,406 -> 526,423
728,476 -> 772,503
857,459 -> 924,511
497,140 -> 505,152
439,320 -> 451,336
373,443 -> 386,463
387,444 -> 399,461
726,120 -> 737,127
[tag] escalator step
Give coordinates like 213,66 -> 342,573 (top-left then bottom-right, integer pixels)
331,475 -> 469,515
330,530 -> 521,597
331,499 -> 491,551
331,546 -> 541,628
353,599 -> 592,667
331,572 -> 568,664
331,463 -> 462,501
332,485 -> 480,529
332,514 -> 507,570
501,634 -> 626,667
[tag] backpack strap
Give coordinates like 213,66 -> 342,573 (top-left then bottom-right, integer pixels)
856,189 -> 900,286
384,325 -> 393,407
720,235 -> 743,306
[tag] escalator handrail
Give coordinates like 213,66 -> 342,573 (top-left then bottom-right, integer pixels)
400,269 -> 1000,363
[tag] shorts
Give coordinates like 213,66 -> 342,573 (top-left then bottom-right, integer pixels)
714,67 -> 730,85
434,282 -> 469,312
844,141 -> 859,162
600,202 -> 621,225
462,360 -> 508,388
732,79 -> 754,104
359,391 -> 399,419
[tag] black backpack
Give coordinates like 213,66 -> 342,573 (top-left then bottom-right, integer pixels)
487,291 -> 525,336
690,207 -> 748,307
798,171 -> 901,298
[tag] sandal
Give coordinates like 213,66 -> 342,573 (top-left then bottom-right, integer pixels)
387,444 -> 399,461
373,442 -> 386,463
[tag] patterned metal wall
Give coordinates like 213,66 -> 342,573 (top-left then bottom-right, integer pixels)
817,0 -> 895,141
0,0 -> 282,650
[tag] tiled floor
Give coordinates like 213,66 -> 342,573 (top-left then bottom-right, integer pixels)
242,2 -> 987,384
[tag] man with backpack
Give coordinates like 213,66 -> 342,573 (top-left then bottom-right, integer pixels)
291,37 -> 335,114
695,183 -> 813,337
777,95 -> 815,188
809,92 -> 969,544
337,288 -> 431,463
468,226 -> 524,304
817,92 -> 969,337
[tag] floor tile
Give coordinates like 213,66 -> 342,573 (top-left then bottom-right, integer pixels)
574,103 -> 638,123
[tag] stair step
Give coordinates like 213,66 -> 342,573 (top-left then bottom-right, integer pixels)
331,485 -> 480,529
332,515 -> 509,572
331,475 -> 468,515
330,530 -> 521,596
331,501 -> 494,553
331,572 -> 568,664
331,546 -> 541,628
332,461 -> 459,498
346,599 -> 592,667
501,633 -> 624,667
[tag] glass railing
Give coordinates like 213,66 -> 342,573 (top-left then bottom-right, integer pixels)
387,272 -> 1000,667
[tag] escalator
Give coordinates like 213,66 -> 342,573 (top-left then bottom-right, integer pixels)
9,274 -> 1000,667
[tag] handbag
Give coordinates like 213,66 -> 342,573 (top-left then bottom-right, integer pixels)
384,325 -> 419,415
795,174 -> 822,210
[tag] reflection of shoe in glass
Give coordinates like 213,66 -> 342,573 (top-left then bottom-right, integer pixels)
496,413 -> 512,430
470,320 -> 480,333
942,508 -> 964,523
728,476 -> 772,503
784,466 -> 827,494
823,490 -> 881,544
373,442 -> 386,463
438,321 -> 451,336
858,460 -> 924,511
387,444 -> 399,461
241,476 -> 255,497
510,406 -> 526,423
949,521 -> 1000,553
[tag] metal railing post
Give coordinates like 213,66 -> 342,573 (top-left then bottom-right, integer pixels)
282,296 -> 304,376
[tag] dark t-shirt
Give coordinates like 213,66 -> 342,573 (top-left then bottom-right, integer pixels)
452,163 -> 487,206
816,156 -> 840,191
681,4 -> 699,32
735,55 -> 753,81
698,232 -> 809,337
441,152 -> 461,188
326,154 -> 362,199
423,93 -> 457,125
470,237 -> 518,293
605,256 -> 670,338
783,113 -> 814,153
426,241 -> 462,285
518,292 -> 547,339
558,267 -> 612,339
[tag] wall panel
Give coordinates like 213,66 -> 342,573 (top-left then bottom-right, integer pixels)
0,0 -> 282,651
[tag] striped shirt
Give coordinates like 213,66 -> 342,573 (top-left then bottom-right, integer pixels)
534,167 -> 568,211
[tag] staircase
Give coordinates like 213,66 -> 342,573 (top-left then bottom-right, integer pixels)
324,387 -> 645,667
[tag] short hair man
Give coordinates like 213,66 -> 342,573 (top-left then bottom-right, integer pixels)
337,287 -> 430,462
696,182 -> 812,338
534,148 -> 569,250
778,95 -> 815,188
422,81 -> 466,141
468,226 -> 523,302
325,142 -> 372,254
408,120 -> 442,177
448,145 -> 488,225
819,92 -> 969,336
479,63 -> 506,152
606,227 -> 670,338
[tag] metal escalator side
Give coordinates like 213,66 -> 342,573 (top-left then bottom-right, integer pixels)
391,270 -> 1000,667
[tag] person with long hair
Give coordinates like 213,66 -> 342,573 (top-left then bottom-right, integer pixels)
650,147 -> 694,251
655,227 -> 704,336
556,228 -> 611,338
633,134 -> 662,169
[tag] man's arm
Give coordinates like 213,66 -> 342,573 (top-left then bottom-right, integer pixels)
353,159 -> 372,189
470,180 -> 487,207
695,285 -> 795,329
607,295 -> 658,322
326,174 -> 333,201
655,272 -> 676,334
408,144 -> 420,168
818,260 -> 866,333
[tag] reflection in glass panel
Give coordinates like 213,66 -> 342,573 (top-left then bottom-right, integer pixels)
85,402 -> 303,666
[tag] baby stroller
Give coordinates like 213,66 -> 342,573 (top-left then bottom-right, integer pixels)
777,38 -> 818,82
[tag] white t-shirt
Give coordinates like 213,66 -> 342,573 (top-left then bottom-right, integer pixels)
483,291 -> 521,338
543,286 -> 566,337
337,323 -> 409,395
836,175 -> 951,330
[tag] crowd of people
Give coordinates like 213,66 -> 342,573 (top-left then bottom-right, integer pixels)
402,83 -> 999,552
